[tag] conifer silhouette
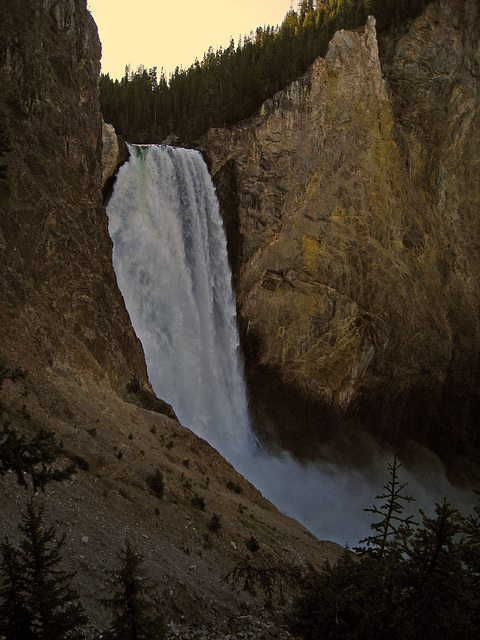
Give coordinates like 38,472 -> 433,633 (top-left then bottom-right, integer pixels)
103,538 -> 164,640
0,425 -> 76,491
358,453 -> 415,558
0,500 -> 86,640
0,536 -> 33,640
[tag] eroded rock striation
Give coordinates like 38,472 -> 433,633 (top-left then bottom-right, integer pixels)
201,1 -> 480,480
0,0 -> 148,392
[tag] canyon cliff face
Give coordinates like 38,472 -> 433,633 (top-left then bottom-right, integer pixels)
201,0 -> 480,481
0,0 -> 148,393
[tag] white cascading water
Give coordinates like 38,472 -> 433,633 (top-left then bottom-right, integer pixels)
107,144 -> 252,464
107,144 -> 474,546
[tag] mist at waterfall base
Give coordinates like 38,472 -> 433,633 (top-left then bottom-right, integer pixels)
107,145 -> 474,547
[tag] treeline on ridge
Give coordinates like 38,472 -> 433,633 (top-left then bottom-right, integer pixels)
99,0 -> 432,145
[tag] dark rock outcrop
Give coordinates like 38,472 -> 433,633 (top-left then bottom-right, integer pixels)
0,0 -> 149,393
201,1 -> 480,481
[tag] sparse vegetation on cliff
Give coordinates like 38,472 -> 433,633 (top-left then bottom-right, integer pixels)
146,469 -> 164,500
3,0 -> 480,635
2,454 -> 479,638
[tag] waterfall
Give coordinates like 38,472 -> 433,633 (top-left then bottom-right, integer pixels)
107,144 -> 473,547
107,144 -> 252,461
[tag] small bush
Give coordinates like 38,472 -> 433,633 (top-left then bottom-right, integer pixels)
191,495 -> 205,511
0,362 -> 27,390
208,513 -> 222,533
202,533 -> 212,550
21,404 -> 31,420
227,480 -> 243,494
245,536 -> 260,553
146,469 -> 164,499
71,455 -> 89,471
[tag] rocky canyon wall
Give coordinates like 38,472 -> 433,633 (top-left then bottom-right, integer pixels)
0,0 -> 148,393
201,0 -> 480,481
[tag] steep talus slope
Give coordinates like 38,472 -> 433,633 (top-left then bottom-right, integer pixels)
0,1 -> 340,634
201,1 -> 480,481
0,368 -> 339,634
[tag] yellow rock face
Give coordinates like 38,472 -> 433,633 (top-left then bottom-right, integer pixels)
202,4 -> 480,480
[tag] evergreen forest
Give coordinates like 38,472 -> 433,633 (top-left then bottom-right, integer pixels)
99,0 -> 433,145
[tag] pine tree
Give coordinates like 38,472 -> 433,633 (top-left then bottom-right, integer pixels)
288,458 -> 480,639
287,548 -> 407,640
103,538 -> 164,640
357,453 -> 415,559
399,499 -> 477,640
0,536 -> 33,640
98,0 -> 435,145
464,490 -> 480,559
0,425 -> 76,491
19,499 -> 87,640
464,490 -> 480,628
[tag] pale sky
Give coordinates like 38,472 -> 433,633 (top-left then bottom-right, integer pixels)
87,0 -> 294,80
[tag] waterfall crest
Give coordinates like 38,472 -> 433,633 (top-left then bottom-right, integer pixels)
107,145 -> 251,459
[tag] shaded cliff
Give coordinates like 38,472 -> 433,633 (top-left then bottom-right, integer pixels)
201,1 -> 480,482
0,0 -> 148,392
